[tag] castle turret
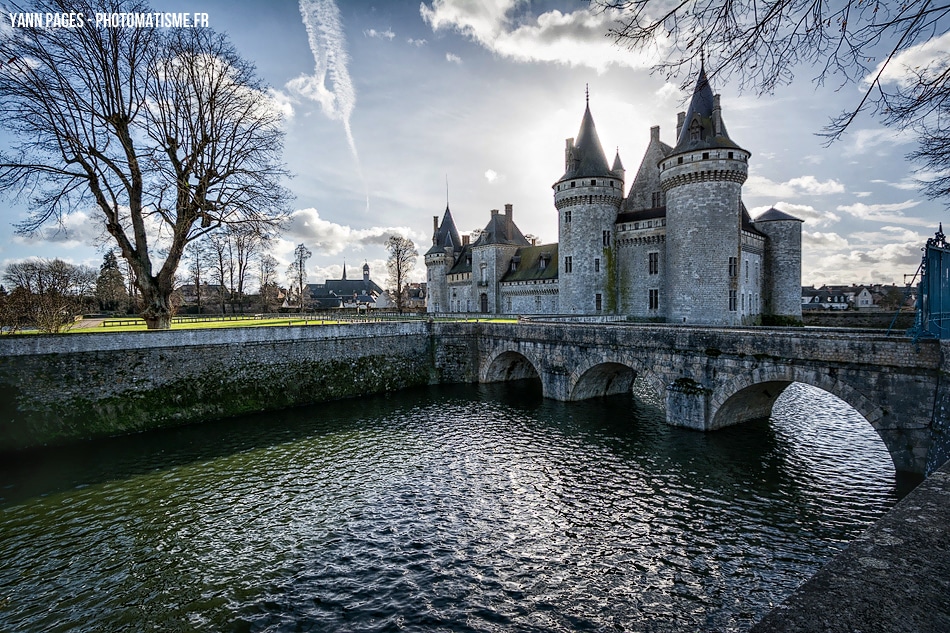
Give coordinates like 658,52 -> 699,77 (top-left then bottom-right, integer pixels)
754,207 -> 804,322
425,205 -> 462,313
659,65 -> 750,325
553,90 -> 624,314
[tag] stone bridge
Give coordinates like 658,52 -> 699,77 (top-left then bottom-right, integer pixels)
434,322 -> 950,476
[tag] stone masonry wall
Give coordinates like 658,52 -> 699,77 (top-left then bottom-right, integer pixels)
0,322 -> 433,451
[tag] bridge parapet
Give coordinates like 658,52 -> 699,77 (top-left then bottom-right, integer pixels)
444,322 -> 947,475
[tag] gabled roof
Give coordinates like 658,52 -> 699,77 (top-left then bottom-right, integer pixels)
425,205 -> 462,256
447,244 -> 473,275
501,243 -> 559,283
623,125 -> 674,212
673,64 -> 743,153
474,212 -> 530,247
560,101 -> 614,181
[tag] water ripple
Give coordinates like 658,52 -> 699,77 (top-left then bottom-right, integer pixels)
0,382 -> 901,632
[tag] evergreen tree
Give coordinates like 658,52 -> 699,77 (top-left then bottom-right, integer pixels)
96,251 -> 129,313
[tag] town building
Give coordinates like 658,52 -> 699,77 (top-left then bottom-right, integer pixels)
304,262 -> 384,309
426,66 -> 803,325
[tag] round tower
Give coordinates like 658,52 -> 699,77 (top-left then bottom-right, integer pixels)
553,92 -> 624,314
754,207 -> 804,322
424,206 -> 461,313
660,66 -> 749,326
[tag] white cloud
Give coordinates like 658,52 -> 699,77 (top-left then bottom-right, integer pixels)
363,28 -> 395,40
836,200 -> 932,226
803,231 -> 849,250
420,1 -> 660,74
484,169 -> 498,183
750,202 -> 840,227
846,127 -> 914,154
407,37 -> 427,47
288,0 -> 361,173
745,175 -> 845,198
446,52 -> 462,64
283,208 -> 426,256
870,31 -> 950,89
15,209 -> 107,247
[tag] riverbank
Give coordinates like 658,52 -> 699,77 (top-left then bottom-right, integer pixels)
751,457 -> 950,632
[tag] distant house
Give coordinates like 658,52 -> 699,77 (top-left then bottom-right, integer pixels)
305,262 -> 384,309
801,286 -> 848,310
853,286 -> 876,310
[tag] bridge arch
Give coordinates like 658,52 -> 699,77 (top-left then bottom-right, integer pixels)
710,367 -> 897,465
479,347 -> 542,385
568,355 -> 665,403
711,366 -> 883,429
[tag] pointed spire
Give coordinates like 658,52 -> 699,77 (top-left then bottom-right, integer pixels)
612,147 -> 624,172
560,87 -> 612,181
342,260 -> 347,280
673,61 -> 741,152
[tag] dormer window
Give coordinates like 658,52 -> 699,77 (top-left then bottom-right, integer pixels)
689,119 -> 702,142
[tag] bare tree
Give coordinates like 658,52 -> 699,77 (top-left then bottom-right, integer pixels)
386,235 -> 418,314
595,0 -> 950,197
186,238 -> 207,314
230,227 -> 263,313
206,233 -> 232,314
2,259 -> 93,332
257,253 -> 280,313
0,0 -> 291,328
286,243 -> 312,313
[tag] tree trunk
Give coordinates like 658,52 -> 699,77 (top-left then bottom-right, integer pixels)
139,282 -> 174,330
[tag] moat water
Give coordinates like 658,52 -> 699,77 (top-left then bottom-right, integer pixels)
0,381 -> 915,632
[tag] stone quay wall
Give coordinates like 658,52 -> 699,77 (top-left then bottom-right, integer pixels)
0,322 -> 434,451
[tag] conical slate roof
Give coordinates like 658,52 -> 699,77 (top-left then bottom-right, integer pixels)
561,102 -> 613,181
673,64 -> 742,153
755,207 -> 803,223
425,205 -> 462,256
612,149 -> 625,173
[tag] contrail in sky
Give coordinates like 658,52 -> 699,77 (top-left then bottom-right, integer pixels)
289,0 -> 368,210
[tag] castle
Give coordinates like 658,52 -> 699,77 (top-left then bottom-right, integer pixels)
425,67 -> 803,326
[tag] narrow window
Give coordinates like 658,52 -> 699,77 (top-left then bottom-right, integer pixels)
729,256 -> 738,278
649,288 -> 659,310
648,252 -> 659,275
564,256 -> 573,273
702,152 -> 709,160
565,209 -> 572,223
535,295 -> 542,310
590,179 -> 596,186
571,181 -> 576,188
744,259 -> 749,281
729,289 -> 737,312
603,230 -> 611,246
595,293 -> 602,312
595,258 -> 600,273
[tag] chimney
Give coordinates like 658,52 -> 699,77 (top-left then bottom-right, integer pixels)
432,216 -> 439,244
676,112 -> 685,139
463,234 -> 470,246
491,209 -> 499,216
712,94 -> 722,137
565,137 -> 574,171
650,125 -> 660,141
505,203 -> 513,219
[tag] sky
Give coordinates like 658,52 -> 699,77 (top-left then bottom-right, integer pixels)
0,0 -> 947,290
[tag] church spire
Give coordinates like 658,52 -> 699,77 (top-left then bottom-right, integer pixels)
342,260 -> 347,280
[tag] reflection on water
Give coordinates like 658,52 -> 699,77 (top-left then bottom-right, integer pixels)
0,381 -> 906,632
